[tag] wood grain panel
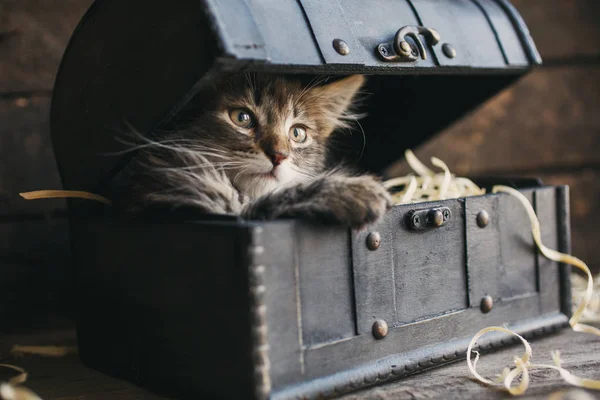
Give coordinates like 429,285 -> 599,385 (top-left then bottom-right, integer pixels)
0,325 -> 598,399
386,66 -> 600,178
0,0 -> 93,92
0,217 -> 71,333
0,96 -> 65,214
512,0 -> 600,61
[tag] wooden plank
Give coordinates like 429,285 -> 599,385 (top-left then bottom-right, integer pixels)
512,0 -> 600,61
0,96 -> 70,332
386,66 -> 600,178
0,328 -> 163,399
497,191 -> 537,298
0,217 -> 71,333
0,217 -> 69,260
0,96 -> 66,214
0,0 -> 93,92
341,327 -> 600,400
0,261 -> 72,333
297,223 -> 355,346
0,325 -> 597,399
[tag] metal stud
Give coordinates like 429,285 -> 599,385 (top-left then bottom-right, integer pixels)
366,232 -> 381,251
442,43 -> 457,58
428,209 -> 444,227
476,210 -> 490,228
480,295 -> 493,313
372,319 -> 388,339
333,39 -> 350,55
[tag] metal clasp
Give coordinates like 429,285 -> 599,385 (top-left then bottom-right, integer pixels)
407,207 -> 451,231
377,26 -> 441,62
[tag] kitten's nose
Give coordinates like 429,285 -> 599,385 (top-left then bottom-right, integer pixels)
269,151 -> 288,167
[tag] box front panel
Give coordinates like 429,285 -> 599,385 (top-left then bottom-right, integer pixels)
497,191 -> 538,298
352,200 -> 468,333
465,195 -> 501,306
296,223 -> 355,346
269,187 -> 570,399
535,188 -> 562,314
392,200 -> 468,324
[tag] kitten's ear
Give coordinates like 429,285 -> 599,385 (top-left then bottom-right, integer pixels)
312,75 -> 365,116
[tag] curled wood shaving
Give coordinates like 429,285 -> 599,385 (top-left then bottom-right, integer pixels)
572,272 -> 600,324
466,327 -> 532,395
467,327 -> 600,393
10,345 -> 78,358
384,150 -> 485,204
0,364 -> 41,400
19,190 -> 111,205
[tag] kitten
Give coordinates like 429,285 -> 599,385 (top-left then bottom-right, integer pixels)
121,74 -> 392,228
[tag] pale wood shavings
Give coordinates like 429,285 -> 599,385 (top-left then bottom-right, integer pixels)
572,272 -> 600,324
0,364 -> 41,400
19,190 -> 111,205
10,345 -> 78,358
383,150 -> 485,205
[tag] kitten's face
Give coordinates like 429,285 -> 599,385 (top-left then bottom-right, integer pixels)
184,74 -> 364,198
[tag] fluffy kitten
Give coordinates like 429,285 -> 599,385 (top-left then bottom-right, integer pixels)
122,74 -> 391,228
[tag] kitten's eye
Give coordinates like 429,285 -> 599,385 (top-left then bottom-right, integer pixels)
289,126 -> 307,143
229,109 -> 255,128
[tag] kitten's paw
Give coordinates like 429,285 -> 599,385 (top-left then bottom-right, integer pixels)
331,175 -> 392,229
241,174 -> 392,228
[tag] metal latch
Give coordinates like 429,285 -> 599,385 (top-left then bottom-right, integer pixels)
377,26 -> 441,62
407,206 -> 451,230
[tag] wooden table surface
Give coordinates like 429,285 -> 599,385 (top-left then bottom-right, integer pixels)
1,325 -> 598,400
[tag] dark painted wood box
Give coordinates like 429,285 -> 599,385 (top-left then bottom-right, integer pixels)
51,1 -> 571,399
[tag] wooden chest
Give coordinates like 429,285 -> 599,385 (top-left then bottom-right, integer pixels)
51,0 -> 570,398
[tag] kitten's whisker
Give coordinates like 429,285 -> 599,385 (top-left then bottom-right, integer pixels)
352,116 -> 367,162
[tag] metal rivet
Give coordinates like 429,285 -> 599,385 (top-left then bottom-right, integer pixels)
476,210 -> 490,228
429,210 -> 444,227
442,43 -> 456,58
333,39 -> 350,55
372,319 -> 388,339
366,231 -> 381,251
480,295 -> 493,313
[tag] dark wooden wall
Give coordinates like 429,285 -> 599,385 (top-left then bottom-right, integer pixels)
0,0 -> 94,330
1,1 -> 599,330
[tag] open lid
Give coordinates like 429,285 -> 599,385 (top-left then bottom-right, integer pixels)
51,0 -> 541,198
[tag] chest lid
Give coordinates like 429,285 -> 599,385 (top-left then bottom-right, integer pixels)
51,0 -> 540,196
